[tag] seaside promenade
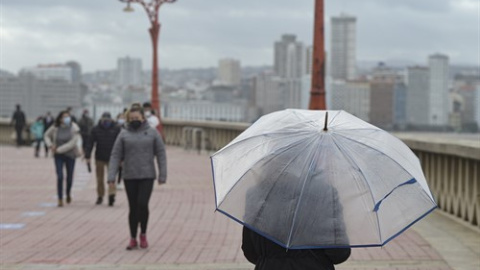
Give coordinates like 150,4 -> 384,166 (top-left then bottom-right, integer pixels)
0,145 -> 479,270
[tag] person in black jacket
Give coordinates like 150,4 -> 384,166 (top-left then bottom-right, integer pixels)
85,112 -> 121,206
11,104 -> 26,147
43,111 -> 54,157
78,109 -> 94,156
241,150 -> 351,270
242,227 -> 351,270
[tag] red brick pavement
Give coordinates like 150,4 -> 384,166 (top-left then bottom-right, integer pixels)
0,146 -> 451,270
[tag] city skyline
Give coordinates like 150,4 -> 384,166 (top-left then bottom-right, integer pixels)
1,0 -> 478,73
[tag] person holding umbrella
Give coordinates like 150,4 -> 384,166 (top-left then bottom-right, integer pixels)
85,112 -> 121,206
107,103 -> 167,250
241,149 -> 351,270
211,109 -> 437,269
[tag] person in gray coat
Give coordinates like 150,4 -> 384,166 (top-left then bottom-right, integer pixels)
107,104 -> 167,250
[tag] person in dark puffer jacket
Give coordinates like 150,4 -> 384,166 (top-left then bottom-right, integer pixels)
85,112 -> 121,206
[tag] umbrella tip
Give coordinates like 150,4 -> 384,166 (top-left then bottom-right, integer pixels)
323,112 -> 329,131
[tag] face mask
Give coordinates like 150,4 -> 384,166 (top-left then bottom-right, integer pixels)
63,117 -> 71,125
102,120 -> 113,128
145,111 -> 152,117
129,120 -> 142,129
117,119 -> 125,125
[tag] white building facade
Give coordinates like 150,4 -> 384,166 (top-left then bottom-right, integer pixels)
330,80 -> 370,122
330,14 -> 357,81
428,54 -> 450,126
274,34 -> 305,79
21,64 -> 73,82
163,100 -> 248,122
117,56 -> 143,86
218,58 -> 241,86
0,74 -> 83,119
406,66 -> 430,126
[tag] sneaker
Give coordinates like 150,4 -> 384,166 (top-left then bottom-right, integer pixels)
96,197 -> 103,205
108,195 -> 115,207
139,234 -> 148,249
58,199 -> 63,207
66,196 -> 72,204
126,238 -> 138,250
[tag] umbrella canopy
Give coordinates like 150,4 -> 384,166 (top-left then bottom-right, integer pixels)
211,109 -> 436,249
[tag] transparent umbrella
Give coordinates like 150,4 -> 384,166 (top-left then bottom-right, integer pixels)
211,109 -> 436,249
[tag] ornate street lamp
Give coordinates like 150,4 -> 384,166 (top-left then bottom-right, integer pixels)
309,0 -> 327,110
119,0 -> 177,136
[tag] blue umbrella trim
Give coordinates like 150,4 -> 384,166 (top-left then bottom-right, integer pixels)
215,205 -> 437,250
373,178 -> 417,212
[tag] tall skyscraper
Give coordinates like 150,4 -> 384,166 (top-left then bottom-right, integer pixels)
406,66 -> 430,126
117,56 -> 143,86
330,14 -> 357,81
274,34 -> 305,79
428,54 -> 450,126
218,58 -> 241,86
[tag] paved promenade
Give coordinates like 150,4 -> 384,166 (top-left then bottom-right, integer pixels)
0,145 -> 479,270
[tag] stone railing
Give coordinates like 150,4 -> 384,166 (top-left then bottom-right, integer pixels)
396,134 -> 480,231
1,118 -> 478,230
163,119 -> 249,153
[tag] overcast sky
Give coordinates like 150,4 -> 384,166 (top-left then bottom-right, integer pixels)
1,0 -> 478,73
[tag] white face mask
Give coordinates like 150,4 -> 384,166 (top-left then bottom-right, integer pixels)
145,111 -> 152,117
117,119 -> 125,125
63,117 -> 71,125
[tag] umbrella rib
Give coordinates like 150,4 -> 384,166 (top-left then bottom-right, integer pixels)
333,132 -> 427,196
251,136 -> 318,228
217,135 -> 316,211
213,129 -> 313,156
335,130 -> 424,178
285,135 -> 323,248
329,135 -> 384,244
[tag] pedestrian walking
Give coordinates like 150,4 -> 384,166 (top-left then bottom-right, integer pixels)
30,116 -> 45,157
78,109 -> 94,156
142,102 -> 159,129
85,112 -> 121,206
66,107 -> 77,123
44,110 -> 81,207
108,104 -> 167,250
11,104 -> 27,147
116,112 -> 126,128
43,111 -> 54,157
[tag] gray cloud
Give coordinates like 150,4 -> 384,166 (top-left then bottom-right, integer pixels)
1,0 -> 478,73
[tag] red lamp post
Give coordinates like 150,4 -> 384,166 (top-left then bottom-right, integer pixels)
119,0 -> 177,136
309,0 -> 327,110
